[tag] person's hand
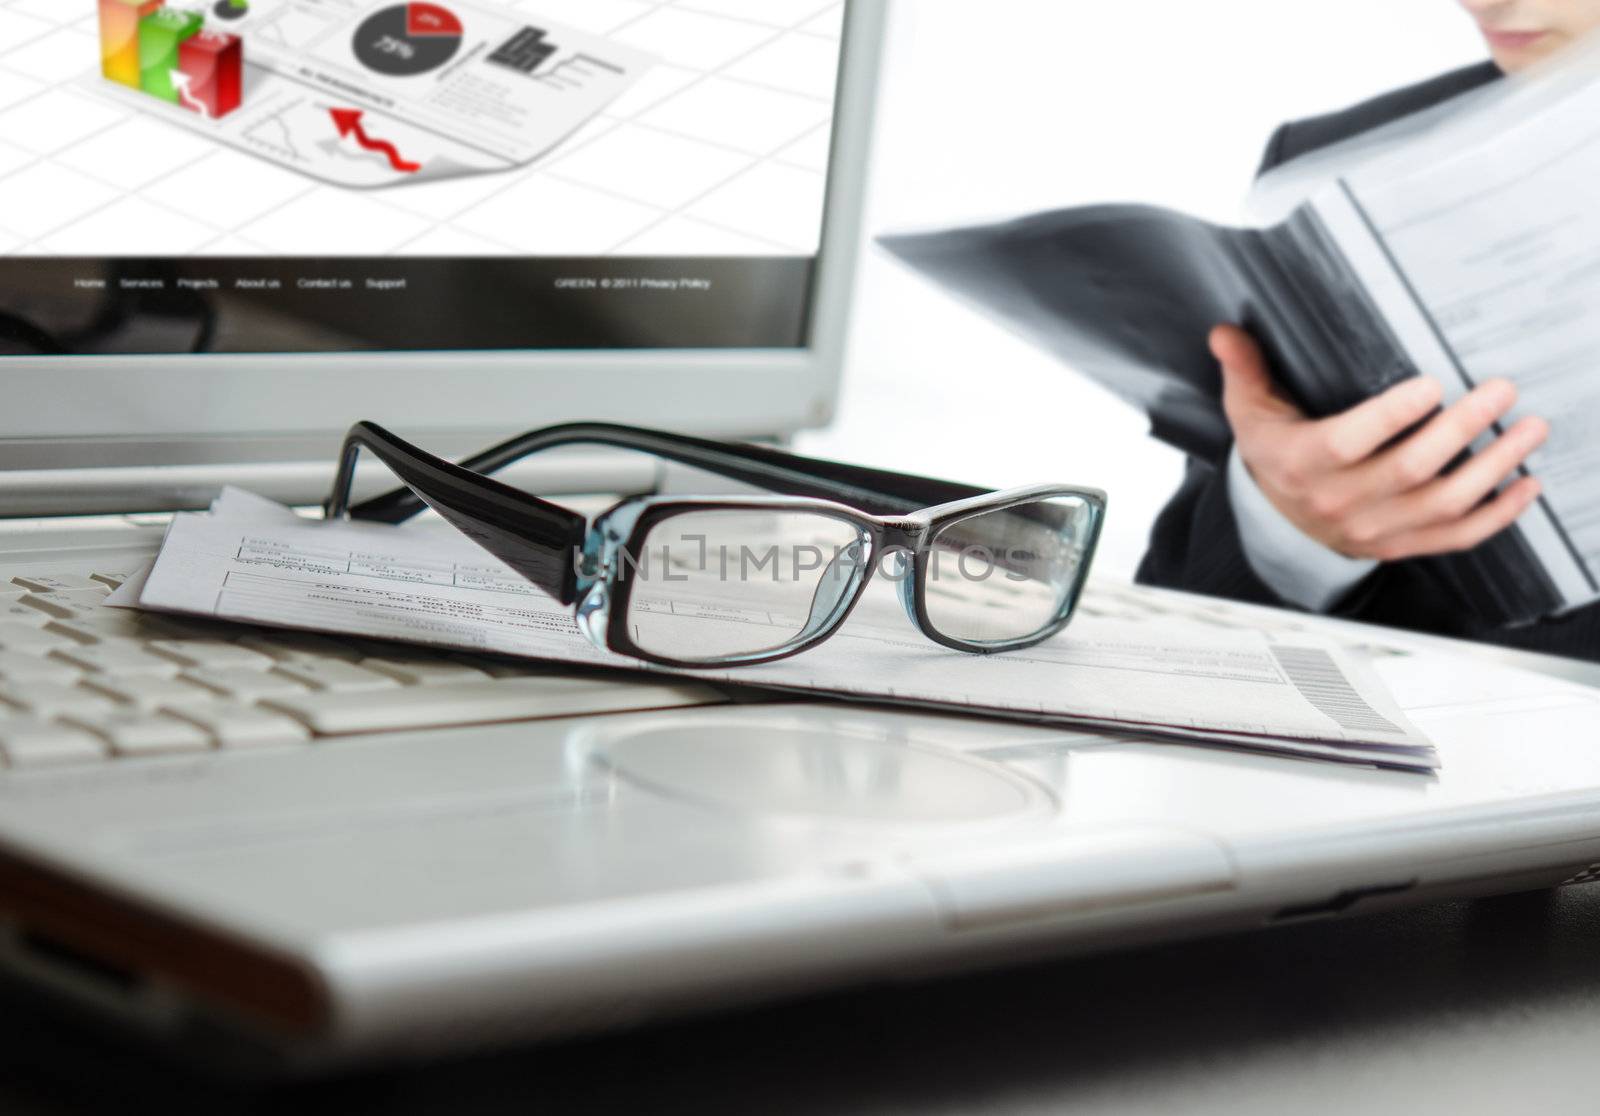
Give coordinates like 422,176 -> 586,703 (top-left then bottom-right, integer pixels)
1215,324 -> 1549,562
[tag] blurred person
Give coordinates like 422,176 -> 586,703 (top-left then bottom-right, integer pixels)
1139,0 -> 1600,661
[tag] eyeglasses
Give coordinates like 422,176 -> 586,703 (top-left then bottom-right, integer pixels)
324,422 -> 1107,669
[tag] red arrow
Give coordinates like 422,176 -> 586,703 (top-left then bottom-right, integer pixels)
329,108 -> 422,174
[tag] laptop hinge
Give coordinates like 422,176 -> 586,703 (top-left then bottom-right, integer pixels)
0,452 -> 665,519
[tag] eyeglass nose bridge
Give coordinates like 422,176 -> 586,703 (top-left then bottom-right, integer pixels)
874,518 -> 928,551
869,520 -> 931,637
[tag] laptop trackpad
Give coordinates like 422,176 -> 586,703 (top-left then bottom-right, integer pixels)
592,714 -> 1054,825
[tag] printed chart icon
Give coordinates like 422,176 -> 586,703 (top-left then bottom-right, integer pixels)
353,4 -> 465,77
98,0 -> 244,120
80,0 -> 659,191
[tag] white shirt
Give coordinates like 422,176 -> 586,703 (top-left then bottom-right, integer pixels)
1226,448 -> 1378,612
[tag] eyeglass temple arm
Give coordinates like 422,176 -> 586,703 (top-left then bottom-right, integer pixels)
346,423 -> 994,525
325,422 -> 589,605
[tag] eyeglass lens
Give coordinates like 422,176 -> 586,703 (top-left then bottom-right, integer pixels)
922,495 -> 1097,646
626,510 -> 871,663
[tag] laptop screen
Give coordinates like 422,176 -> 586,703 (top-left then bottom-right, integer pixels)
0,1 -> 847,356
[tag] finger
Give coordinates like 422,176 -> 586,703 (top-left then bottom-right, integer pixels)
1367,476 -> 1543,562
1366,378 -> 1519,496
1296,375 -> 1445,474
1214,325 -> 1302,431
1343,417 -> 1549,543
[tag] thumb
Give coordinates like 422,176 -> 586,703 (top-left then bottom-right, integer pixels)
1212,325 -> 1301,431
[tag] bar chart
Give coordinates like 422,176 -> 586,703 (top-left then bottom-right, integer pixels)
98,0 -> 246,120
180,32 -> 244,119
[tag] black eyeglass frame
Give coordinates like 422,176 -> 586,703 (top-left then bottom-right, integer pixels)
324,421 -> 1108,668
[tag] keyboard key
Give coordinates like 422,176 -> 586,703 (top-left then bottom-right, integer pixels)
358,657 -> 493,687
0,602 -> 49,627
0,622 -> 73,652
11,574 -> 105,593
0,721 -> 108,768
164,706 -> 310,749
270,661 -> 401,694
43,617 -> 142,644
147,640 -> 277,671
44,612 -> 199,643
90,572 -> 131,589
237,632 -> 363,663
84,676 -> 221,712
0,683 -> 119,718
51,645 -> 183,678
17,590 -> 111,617
0,652 -> 82,685
20,597 -> 115,623
451,653 -> 552,679
181,668 -> 312,702
61,711 -> 214,757
262,676 -> 722,735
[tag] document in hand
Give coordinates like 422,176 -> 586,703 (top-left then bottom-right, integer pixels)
114,491 -> 1438,771
882,41 -> 1600,629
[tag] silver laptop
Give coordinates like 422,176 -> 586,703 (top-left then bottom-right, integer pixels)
4,0 -> 1600,1074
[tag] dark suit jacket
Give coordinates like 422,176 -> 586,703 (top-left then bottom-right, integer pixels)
1136,61 -> 1600,664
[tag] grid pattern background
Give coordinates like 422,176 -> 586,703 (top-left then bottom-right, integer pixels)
0,0 -> 844,257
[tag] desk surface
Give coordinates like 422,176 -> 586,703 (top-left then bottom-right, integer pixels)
4,886 -> 1599,1115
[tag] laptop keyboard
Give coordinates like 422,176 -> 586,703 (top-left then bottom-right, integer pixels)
0,566 -> 1295,771
6,563 -> 1575,773
0,571 -> 725,771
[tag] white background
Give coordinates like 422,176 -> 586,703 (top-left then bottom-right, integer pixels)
801,0 -> 1487,579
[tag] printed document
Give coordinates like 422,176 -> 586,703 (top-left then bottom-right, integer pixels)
1319,94 -> 1600,608
118,495 -> 1439,770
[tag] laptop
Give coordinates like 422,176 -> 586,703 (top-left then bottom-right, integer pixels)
4,0 -> 1600,1074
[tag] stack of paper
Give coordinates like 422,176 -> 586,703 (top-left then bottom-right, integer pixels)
111,491 -> 1440,771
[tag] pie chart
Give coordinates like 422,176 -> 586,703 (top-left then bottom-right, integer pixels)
352,3 -> 464,77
